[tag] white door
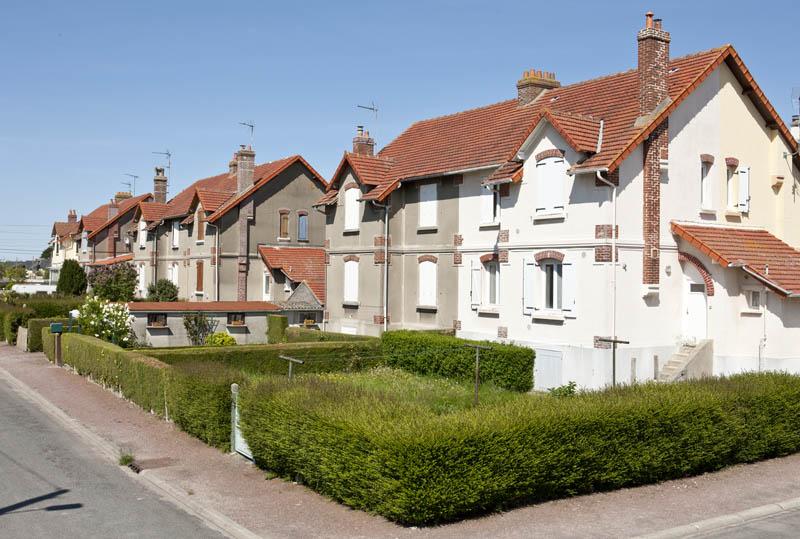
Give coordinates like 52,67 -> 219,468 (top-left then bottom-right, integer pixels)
534,348 -> 562,391
682,274 -> 707,342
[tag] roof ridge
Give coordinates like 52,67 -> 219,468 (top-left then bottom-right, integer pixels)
380,98 -> 518,140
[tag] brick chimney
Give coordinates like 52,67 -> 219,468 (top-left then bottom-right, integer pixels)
67,209 -> 77,223
228,152 -> 238,177
352,126 -> 375,156
235,145 -> 256,193
638,12 -> 670,288
114,191 -> 132,204
517,69 -> 560,106
153,167 -> 168,204
108,199 -> 119,219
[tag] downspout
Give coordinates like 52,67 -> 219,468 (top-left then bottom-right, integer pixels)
206,221 -> 220,301
371,199 -> 390,332
595,169 -> 617,342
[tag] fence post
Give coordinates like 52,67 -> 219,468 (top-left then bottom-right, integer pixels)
230,383 -> 239,454
54,333 -> 62,367
653,355 -> 659,380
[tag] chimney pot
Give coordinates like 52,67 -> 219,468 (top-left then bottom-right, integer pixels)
352,126 -> 375,156
517,67 -> 560,106
645,11 -> 654,28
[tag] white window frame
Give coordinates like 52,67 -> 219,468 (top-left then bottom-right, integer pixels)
417,260 -> 437,308
742,285 -> 764,315
343,259 -> 359,304
479,185 -> 500,226
171,220 -> 180,249
542,260 -> 563,311
344,187 -> 360,232
726,168 -> 737,210
263,270 -> 272,301
418,183 -> 438,229
700,161 -> 712,210
483,261 -> 500,308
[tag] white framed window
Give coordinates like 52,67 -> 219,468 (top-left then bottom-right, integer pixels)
343,259 -> 359,303
743,288 -> 763,313
138,219 -> 147,248
534,157 -> 567,217
418,183 -> 438,228
418,259 -> 437,307
525,256 -> 577,318
726,168 -> 736,210
700,161 -> 712,209
344,187 -> 360,232
169,262 -> 179,287
542,261 -> 562,310
171,220 -> 180,249
483,261 -> 500,307
480,186 -> 500,225
263,271 -> 271,301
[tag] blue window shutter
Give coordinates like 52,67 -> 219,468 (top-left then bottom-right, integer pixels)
298,214 -> 308,241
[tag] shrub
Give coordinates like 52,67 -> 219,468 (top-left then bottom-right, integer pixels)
27,318 -> 70,352
548,381 -> 577,398
42,327 -> 56,361
285,327 -> 377,343
240,372 -> 800,526
3,307 -> 32,344
204,332 -> 236,347
267,315 -> 288,343
146,279 -> 179,302
87,263 -> 137,302
381,330 -> 535,392
56,259 -> 88,296
143,341 -> 383,377
183,312 -> 216,345
77,296 -> 132,346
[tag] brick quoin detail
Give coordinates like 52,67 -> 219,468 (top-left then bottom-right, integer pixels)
373,315 -> 385,325
498,250 -> 509,263
453,320 -> 461,331
595,224 -> 619,239
678,252 -> 715,296
373,235 -> 392,247
535,148 -> 565,162
534,250 -> 565,263
323,310 -> 330,321
700,154 -> 715,164
725,157 -> 739,168
594,245 -> 620,263
497,326 -> 508,339
374,250 -> 391,265
453,251 -> 462,265
594,336 -> 613,349
642,121 -> 667,285
498,229 -> 509,243
342,254 -> 360,262
417,254 -> 438,263
453,234 -> 463,246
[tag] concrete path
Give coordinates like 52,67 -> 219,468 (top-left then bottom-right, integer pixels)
0,374 -> 224,538
4,343 -> 800,538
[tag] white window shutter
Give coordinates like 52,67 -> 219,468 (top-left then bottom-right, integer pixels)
344,188 -> 360,231
738,166 -> 750,213
535,161 -> 551,214
470,261 -> 481,309
553,159 -> 566,210
523,258 -> 536,315
562,261 -> 577,318
418,261 -> 437,305
344,260 -> 359,302
419,184 -> 437,227
480,187 -> 494,223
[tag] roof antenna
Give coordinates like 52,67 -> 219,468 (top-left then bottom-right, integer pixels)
152,149 -> 172,180
357,101 -> 379,120
122,173 -> 139,195
239,121 -> 255,147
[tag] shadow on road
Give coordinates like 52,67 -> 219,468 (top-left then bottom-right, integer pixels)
0,488 -> 81,516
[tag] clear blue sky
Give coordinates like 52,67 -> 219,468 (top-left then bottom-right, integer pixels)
1,0 -> 798,259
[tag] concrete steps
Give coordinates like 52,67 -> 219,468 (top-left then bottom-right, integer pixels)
658,341 -> 708,382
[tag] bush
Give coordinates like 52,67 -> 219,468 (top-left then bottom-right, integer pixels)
42,327 -> 56,361
3,308 -> 32,344
143,341 -> 383,377
267,315 -> 288,343
87,263 -> 137,302
146,279 -> 179,302
56,259 -> 88,296
285,327 -> 377,343
381,330 -> 535,392
183,312 -> 216,345
204,332 -> 236,347
27,318 -> 70,352
240,371 -> 800,526
77,296 -> 133,346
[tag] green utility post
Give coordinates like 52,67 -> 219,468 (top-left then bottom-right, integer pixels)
463,343 -> 491,406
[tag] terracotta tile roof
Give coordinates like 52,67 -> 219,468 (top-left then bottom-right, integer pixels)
52,221 -> 79,239
164,171 -> 236,219
258,246 -> 326,304
128,301 -> 281,312
671,222 -> 800,296
208,155 -> 327,223
335,45 -> 797,202
483,160 -> 524,186
314,189 -> 339,207
138,202 -> 170,223
88,253 -> 134,266
87,193 -> 153,240
196,188 -> 235,212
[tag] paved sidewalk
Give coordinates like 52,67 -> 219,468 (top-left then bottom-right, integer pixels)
4,344 -> 800,538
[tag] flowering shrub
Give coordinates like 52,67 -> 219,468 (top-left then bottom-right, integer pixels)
204,332 -> 237,347
77,296 -> 133,347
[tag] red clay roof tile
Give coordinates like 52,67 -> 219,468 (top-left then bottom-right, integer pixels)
128,301 -> 281,312
258,246 -> 326,304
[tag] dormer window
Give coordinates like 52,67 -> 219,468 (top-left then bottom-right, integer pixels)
534,154 -> 567,219
171,220 -> 180,249
196,207 -> 206,242
344,186 -> 360,232
138,219 -> 147,249
480,186 -> 500,226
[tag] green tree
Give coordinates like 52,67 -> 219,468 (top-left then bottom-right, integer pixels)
87,263 -> 137,302
2,264 -> 27,283
183,312 -> 217,345
56,259 -> 87,296
40,245 -> 53,260
146,278 -> 179,302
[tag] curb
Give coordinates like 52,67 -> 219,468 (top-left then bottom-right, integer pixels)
0,363 -> 264,539
637,497 -> 800,538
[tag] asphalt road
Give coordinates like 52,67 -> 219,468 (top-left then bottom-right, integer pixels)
0,376 -> 224,538
696,508 -> 800,538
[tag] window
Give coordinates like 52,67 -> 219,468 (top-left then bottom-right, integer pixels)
534,157 -> 567,216
263,271 -> 271,300
169,262 -> 179,287
195,261 -> 204,293
54,238 -> 59,255
343,259 -> 359,303
418,260 -> 437,307
524,256 -> 577,318
138,219 -> 147,248
196,208 -> 205,242
171,221 -> 179,249
543,261 -> 562,310
344,187 -> 360,231
484,261 -> 500,306
147,313 -> 167,328
747,289 -> 762,311
279,210 -> 290,239
284,278 -> 292,294
419,183 -> 438,228
726,168 -> 736,210
297,212 -> 308,241
227,312 -> 245,326
700,161 -> 712,209
480,186 -> 500,224
138,264 -> 146,296
82,231 -> 88,253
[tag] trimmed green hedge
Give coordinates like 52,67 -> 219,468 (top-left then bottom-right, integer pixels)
381,330 -> 534,392
3,308 -> 32,344
141,341 -> 383,376
27,318 -> 70,352
42,328 -> 56,361
267,315 -> 288,343
285,327 -> 377,343
0,297 -> 83,345
240,372 -> 800,525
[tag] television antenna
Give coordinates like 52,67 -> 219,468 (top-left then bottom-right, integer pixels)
152,149 -> 172,179
239,122 -> 255,147
122,173 -> 139,195
357,101 -> 379,119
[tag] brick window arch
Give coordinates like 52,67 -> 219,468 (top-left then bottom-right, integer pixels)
343,254 -> 360,263
417,254 -> 438,263
535,148 -> 565,162
678,251 -> 715,296
534,250 -> 565,263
